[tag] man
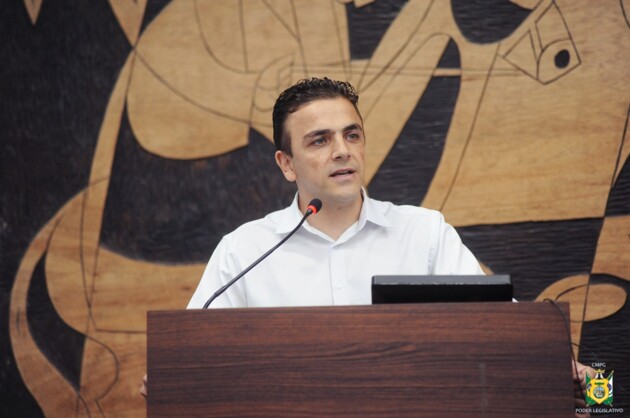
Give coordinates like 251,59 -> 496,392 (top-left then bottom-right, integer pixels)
187,77 -> 482,309
145,78 -> 593,414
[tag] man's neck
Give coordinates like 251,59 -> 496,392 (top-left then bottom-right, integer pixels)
300,194 -> 363,241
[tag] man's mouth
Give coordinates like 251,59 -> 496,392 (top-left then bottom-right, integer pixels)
330,168 -> 356,177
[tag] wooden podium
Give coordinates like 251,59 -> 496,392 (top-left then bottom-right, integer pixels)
147,303 -> 574,417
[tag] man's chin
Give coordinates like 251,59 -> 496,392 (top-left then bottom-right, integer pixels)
324,189 -> 363,207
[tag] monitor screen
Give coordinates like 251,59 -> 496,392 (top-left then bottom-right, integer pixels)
371,275 -> 512,304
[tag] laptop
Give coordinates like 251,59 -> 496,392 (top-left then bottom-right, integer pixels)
371,275 -> 512,304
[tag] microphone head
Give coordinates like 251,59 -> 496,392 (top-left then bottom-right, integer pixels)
306,198 -> 323,215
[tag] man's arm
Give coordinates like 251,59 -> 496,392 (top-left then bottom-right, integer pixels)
140,374 -> 147,398
574,362 -> 595,417
431,213 -> 484,275
187,235 -> 247,309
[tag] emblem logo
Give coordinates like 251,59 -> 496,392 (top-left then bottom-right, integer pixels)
586,369 -> 614,406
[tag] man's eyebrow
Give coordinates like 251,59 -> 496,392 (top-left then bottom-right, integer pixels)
302,124 -> 363,141
303,129 -> 333,141
343,123 -> 363,132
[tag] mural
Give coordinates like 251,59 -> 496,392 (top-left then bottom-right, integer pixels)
1,0 -> 629,416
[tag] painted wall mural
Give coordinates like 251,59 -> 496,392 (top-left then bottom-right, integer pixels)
1,0 -> 629,416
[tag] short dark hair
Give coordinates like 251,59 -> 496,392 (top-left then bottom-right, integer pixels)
272,77 -> 360,155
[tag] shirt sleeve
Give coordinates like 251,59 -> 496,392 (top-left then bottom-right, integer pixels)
431,213 -> 484,275
186,235 -> 248,309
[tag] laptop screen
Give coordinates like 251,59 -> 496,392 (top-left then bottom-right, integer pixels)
371,275 -> 512,304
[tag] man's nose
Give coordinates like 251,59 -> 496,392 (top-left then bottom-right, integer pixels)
332,136 -> 350,159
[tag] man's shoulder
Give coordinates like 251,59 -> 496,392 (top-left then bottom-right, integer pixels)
223,205 -> 292,242
368,197 -> 444,223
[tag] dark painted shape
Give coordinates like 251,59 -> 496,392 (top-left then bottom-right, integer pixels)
554,49 -> 570,69
606,154 -> 630,216
100,108 -> 296,263
437,39 -> 461,69
0,0 -> 129,415
579,274 -> 630,414
457,218 -> 602,300
27,252 -> 86,391
451,0 -> 532,44
622,0 -> 630,29
367,75 -> 460,205
141,0 -> 172,35
346,0 -> 408,60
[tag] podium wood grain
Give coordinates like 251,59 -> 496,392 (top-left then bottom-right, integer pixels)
147,303 -> 574,417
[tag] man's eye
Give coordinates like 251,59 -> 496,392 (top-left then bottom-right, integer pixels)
312,138 -> 326,145
347,133 -> 361,140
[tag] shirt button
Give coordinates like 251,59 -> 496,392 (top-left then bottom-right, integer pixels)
335,282 -> 343,289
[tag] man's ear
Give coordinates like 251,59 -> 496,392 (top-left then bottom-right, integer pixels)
275,150 -> 296,182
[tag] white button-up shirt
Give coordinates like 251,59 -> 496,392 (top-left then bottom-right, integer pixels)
187,196 -> 483,309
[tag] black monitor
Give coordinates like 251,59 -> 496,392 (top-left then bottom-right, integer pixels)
371,275 -> 512,304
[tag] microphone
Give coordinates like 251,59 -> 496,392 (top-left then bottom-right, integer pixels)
202,198 -> 323,308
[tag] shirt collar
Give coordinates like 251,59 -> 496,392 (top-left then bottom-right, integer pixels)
273,194 -> 304,234
360,189 -> 392,229
274,190 -> 392,235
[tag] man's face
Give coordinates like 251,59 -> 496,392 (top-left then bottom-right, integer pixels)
275,97 -> 366,210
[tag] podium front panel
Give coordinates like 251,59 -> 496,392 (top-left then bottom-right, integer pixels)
148,302 -> 574,417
